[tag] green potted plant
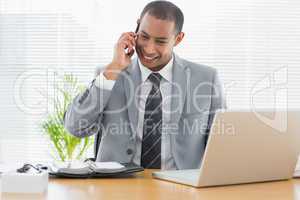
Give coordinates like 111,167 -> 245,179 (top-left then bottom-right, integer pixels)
42,73 -> 93,162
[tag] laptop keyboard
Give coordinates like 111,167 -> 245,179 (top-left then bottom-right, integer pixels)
159,169 -> 200,180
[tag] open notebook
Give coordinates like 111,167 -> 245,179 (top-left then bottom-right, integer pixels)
49,160 -> 143,178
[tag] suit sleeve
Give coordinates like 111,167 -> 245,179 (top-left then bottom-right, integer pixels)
64,68 -> 116,138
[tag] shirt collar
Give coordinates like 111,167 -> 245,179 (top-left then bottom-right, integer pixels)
138,55 -> 173,83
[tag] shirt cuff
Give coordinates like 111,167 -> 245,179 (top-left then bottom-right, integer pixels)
94,72 -> 116,90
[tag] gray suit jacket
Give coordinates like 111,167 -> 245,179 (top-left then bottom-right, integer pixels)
64,53 -> 226,169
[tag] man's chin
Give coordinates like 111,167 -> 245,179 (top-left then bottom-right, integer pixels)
137,54 -> 164,71
139,58 -> 157,69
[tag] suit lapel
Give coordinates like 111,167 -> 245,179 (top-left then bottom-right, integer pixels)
170,54 -> 188,125
124,58 -> 141,138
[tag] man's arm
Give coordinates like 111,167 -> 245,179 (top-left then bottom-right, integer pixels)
64,32 -> 137,138
64,77 -> 113,138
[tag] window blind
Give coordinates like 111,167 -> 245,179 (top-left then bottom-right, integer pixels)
0,0 -> 299,162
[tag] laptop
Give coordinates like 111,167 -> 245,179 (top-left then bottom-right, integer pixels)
152,110 -> 300,187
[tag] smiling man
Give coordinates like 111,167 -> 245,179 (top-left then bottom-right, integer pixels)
64,1 -> 226,170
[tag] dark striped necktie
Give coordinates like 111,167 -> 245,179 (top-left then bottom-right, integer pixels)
141,72 -> 162,169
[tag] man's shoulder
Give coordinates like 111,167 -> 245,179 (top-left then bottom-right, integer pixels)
179,57 -> 217,76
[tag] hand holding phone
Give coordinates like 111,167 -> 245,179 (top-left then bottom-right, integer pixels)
103,25 -> 139,80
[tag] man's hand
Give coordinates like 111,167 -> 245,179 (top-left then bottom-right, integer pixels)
103,32 -> 137,80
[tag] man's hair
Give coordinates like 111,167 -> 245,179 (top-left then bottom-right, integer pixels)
139,1 -> 184,35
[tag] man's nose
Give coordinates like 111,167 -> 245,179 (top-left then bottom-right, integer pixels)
143,41 -> 156,55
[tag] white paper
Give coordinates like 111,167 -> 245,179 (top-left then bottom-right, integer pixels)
93,162 -> 124,169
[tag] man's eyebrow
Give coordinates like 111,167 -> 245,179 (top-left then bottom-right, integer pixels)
141,31 -> 169,40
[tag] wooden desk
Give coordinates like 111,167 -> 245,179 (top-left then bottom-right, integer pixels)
2,170 -> 300,200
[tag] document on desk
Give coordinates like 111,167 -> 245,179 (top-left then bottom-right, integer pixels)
49,161 -> 144,178
51,161 -> 125,175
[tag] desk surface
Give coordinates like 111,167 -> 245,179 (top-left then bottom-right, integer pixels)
1,170 -> 300,200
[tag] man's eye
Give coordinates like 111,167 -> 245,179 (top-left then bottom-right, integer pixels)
156,41 -> 167,44
141,35 -> 149,40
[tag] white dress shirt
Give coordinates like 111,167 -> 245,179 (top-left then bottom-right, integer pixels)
95,56 -> 177,170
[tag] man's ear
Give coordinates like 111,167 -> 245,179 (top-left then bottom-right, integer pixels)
174,32 -> 185,46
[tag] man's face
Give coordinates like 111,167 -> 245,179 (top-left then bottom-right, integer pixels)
135,13 -> 184,71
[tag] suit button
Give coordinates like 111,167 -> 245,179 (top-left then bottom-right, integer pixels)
126,148 -> 133,155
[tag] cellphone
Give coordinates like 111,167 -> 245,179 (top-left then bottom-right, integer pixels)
126,23 -> 140,56
135,23 -> 140,34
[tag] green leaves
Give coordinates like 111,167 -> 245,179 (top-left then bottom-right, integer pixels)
41,74 -> 93,162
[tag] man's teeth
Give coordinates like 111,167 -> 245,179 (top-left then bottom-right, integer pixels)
144,55 -> 156,60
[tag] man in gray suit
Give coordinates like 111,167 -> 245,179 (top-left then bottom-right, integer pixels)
64,1 -> 226,170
